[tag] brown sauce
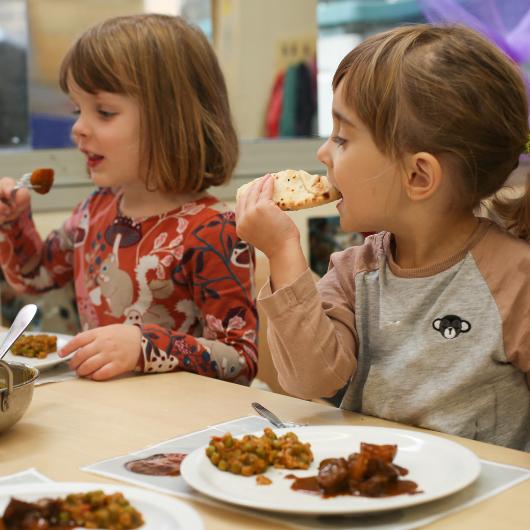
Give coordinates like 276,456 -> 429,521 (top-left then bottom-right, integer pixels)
286,473 -> 420,498
124,452 -> 187,476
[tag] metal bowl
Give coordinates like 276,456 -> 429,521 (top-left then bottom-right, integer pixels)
0,360 -> 39,433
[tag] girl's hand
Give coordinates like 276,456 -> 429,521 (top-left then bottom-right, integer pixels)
58,324 -> 142,381
236,174 -> 301,259
0,177 -> 31,224
236,174 -> 308,291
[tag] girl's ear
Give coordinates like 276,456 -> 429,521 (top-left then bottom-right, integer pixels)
402,152 -> 443,202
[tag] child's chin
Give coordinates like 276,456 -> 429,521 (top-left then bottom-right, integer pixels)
89,175 -> 112,189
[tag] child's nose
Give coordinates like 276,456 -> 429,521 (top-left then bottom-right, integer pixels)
71,115 -> 90,142
317,138 -> 332,167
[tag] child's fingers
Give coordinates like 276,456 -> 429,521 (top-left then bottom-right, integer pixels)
12,188 -> 30,209
236,176 -> 263,222
235,182 -> 249,222
0,200 -> 13,219
258,174 -> 275,203
243,175 -> 265,208
0,179 -> 16,218
68,344 -> 99,371
59,329 -> 99,357
247,174 -> 273,209
0,180 -> 17,205
90,361 -> 121,381
74,351 -> 107,377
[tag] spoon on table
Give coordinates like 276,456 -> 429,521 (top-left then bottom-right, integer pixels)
251,402 -> 307,428
0,304 -> 38,361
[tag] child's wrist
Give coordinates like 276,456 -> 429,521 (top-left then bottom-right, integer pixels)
267,237 -> 301,263
268,241 -> 307,291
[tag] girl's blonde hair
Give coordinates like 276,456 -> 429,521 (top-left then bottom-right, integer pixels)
333,24 -> 529,217
491,174 -> 530,240
59,14 -> 238,193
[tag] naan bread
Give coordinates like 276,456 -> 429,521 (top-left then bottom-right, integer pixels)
236,169 -> 341,211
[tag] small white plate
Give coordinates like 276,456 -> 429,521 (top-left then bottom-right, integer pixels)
1,332 -> 74,371
0,482 -> 204,530
180,425 -> 481,516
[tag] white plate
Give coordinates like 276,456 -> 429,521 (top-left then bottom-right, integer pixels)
0,482 -> 204,530
180,425 -> 481,516
1,331 -> 74,371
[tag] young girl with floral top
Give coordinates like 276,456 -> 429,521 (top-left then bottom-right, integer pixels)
0,14 -> 257,384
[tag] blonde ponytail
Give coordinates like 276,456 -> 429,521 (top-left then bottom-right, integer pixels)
491,172 -> 530,241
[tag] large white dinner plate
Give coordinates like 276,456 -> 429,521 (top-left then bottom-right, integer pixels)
1,331 -> 74,371
181,425 -> 481,516
0,482 -> 204,530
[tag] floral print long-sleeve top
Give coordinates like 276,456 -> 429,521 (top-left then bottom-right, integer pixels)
0,189 -> 258,385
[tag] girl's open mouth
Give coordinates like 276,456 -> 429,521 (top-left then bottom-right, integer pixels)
87,154 -> 104,168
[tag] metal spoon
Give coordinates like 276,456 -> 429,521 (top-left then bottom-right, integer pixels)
251,402 -> 307,428
0,304 -> 38,361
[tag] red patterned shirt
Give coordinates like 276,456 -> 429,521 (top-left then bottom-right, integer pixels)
0,189 -> 258,384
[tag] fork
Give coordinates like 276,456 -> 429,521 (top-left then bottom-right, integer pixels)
13,172 -> 40,192
251,402 -> 307,428
12,168 -> 54,195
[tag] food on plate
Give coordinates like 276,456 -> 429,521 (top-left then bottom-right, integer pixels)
10,334 -> 57,359
287,442 -> 421,498
206,427 -> 313,476
0,490 -> 144,529
125,452 -> 187,476
236,169 -> 341,210
30,168 -> 55,194
255,475 -> 273,486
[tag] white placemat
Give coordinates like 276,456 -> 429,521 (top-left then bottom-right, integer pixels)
35,363 -> 77,386
0,468 -> 53,486
81,416 -> 530,530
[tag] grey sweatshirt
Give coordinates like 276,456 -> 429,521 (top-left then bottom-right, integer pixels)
260,219 -> 530,451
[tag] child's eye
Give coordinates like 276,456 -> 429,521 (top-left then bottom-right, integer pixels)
98,109 -> 117,118
331,135 -> 347,147
71,108 -> 80,116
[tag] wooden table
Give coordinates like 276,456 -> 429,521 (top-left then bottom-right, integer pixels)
0,373 -> 528,529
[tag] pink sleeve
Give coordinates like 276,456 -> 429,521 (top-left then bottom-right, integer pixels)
259,266 -> 358,399
471,224 -> 530,386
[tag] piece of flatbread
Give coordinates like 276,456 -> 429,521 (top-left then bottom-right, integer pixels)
236,169 -> 341,211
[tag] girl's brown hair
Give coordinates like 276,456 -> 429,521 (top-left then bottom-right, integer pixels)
60,14 -> 238,193
333,24 -> 529,216
491,174 -> 530,240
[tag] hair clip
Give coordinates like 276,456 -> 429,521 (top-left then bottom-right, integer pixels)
525,134 -> 530,154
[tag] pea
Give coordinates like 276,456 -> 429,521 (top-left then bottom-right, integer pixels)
230,461 -> 242,474
241,465 -> 253,476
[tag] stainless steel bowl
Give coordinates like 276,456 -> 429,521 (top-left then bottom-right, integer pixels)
0,360 -> 39,433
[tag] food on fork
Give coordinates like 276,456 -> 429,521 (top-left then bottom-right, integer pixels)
29,168 -> 54,194
0,490 -> 144,530
206,427 -> 313,476
287,442 -> 421,498
10,334 -> 57,359
236,169 -> 341,210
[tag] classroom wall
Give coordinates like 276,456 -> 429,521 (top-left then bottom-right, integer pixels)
27,0 -> 144,88
214,0 -> 317,139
